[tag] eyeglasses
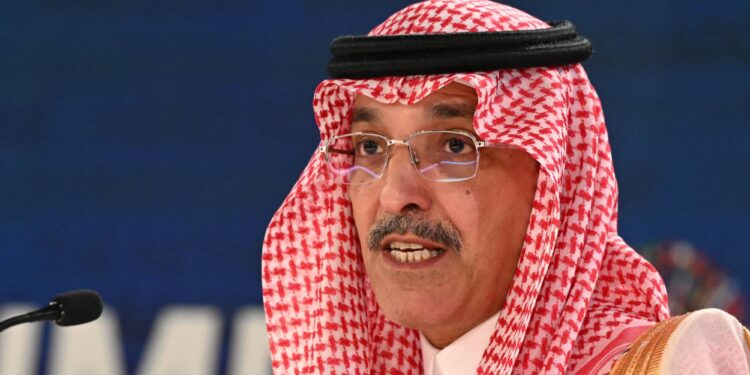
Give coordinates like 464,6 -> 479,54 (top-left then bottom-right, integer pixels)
318,130 -> 494,185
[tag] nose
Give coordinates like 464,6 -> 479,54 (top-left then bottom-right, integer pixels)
378,145 -> 432,214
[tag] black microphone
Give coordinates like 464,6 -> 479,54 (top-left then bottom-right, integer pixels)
0,290 -> 103,332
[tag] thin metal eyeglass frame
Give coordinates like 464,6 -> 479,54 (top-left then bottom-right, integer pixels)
317,130 -> 496,184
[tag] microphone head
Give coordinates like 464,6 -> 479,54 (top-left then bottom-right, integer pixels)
52,290 -> 103,327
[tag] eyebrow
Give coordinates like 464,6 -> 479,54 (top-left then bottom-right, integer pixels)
349,101 -> 475,130
426,102 -> 475,120
351,107 -> 378,123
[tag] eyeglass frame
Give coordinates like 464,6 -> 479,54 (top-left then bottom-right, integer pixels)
317,129 -> 501,184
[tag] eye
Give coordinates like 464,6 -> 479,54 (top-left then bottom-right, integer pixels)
446,137 -> 468,154
357,139 -> 383,156
362,140 -> 378,154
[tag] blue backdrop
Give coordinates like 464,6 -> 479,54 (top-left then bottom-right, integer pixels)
1,1 -> 748,373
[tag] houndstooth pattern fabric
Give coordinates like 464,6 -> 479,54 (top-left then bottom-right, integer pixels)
262,1 -> 670,373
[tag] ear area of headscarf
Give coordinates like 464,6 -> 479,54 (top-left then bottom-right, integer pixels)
314,80 -> 355,141
262,152 -> 331,373
472,67 -> 569,188
477,167 -> 562,374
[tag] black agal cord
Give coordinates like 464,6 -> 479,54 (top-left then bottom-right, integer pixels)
328,20 -> 592,79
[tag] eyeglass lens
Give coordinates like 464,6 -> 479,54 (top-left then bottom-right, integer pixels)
325,132 -> 479,185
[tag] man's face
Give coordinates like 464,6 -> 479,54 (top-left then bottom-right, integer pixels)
348,82 -> 539,348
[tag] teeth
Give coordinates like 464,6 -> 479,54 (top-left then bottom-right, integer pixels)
388,248 -> 442,263
390,241 -> 425,250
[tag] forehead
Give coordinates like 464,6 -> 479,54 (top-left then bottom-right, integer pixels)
350,82 -> 478,131
352,81 -> 477,109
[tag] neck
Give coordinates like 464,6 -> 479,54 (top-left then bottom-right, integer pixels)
421,309 -> 501,349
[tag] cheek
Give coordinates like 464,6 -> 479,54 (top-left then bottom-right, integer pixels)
349,188 -> 375,249
432,188 -> 483,247
449,162 -> 538,258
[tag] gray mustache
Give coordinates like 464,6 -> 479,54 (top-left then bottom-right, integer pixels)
367,214 -> 462,252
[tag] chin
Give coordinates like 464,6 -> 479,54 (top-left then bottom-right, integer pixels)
377,291 -> 455,331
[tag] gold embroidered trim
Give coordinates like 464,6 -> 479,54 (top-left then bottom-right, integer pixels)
610,314 -> 688,375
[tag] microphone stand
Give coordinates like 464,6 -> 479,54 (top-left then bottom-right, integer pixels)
0,303 -> 61,333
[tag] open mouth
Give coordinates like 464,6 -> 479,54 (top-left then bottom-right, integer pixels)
386,241 -> 445,263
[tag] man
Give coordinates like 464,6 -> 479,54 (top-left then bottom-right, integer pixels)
262,1 -> 747,373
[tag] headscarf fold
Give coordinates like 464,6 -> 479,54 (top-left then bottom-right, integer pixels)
262,1 -> 669,373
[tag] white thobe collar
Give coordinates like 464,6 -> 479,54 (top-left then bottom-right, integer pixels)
420,311 -> 501,375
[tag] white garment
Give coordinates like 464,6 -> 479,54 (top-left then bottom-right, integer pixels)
421,311 -> 501,375
661,308 -> 750,374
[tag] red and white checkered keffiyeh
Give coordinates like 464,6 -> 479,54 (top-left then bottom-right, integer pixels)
262,1 -> 670,373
